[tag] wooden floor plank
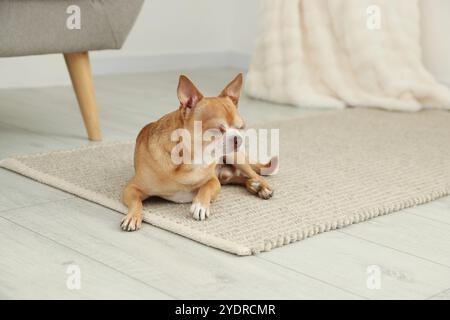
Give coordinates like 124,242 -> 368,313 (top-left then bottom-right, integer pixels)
0,169 -> 72,213
339,211 -> 450,267
0,122 -> 70,159
260,231 -> 450,299
1,198 -> 361,299
403,196 -> 450,225
428,288 -> 450,300
0,217 -> 171,299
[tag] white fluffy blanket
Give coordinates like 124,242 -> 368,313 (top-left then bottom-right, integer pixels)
246,0 -> 450,111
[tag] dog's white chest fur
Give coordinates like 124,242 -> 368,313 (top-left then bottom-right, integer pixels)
161,191 -> 194,203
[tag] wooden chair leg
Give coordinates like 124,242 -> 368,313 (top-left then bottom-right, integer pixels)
64,52 -> 102,141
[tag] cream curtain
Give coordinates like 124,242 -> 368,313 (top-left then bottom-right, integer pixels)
246,0 -> 450,111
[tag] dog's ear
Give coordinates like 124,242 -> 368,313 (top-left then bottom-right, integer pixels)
220,73 -> 243,106
177,75 -> 203,118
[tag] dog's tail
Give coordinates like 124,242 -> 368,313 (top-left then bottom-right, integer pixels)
250,156 -> 279,176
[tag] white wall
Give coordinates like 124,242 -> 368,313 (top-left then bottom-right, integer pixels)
0,0 -> 258,89
0,0 -> 448,88
229,0 -> 260,55
420,0 -> 450,85
90,0 -> 259,77
110,0 -> 231,56
99,0 -> 259,57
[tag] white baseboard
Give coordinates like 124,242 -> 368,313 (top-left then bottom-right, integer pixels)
91,51 -> 250,75
3,51 -> 446,90
0,51 -> 251,89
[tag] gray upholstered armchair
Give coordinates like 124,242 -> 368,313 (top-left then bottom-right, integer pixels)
0,0 -> 144,140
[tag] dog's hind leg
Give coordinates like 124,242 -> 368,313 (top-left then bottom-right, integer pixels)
218,156 -> 274,200
121,181 -> 148,231
236,163 -> 274,199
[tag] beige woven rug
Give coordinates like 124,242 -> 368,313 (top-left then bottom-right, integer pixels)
1,109 -> 450,255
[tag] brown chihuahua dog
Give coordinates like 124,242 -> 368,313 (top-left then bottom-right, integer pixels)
121,73 -> 275,231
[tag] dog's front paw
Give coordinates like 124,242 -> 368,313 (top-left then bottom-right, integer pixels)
246,178 -> 274,199
120,213 -> 143,232
190,202 -> 210,221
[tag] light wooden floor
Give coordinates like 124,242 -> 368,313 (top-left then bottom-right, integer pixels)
1,68 -> 449,300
